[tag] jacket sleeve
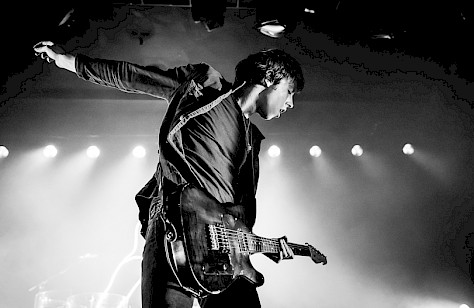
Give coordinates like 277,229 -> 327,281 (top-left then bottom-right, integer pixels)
75,54 -> 195,103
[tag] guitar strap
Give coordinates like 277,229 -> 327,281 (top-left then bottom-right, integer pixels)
160,178 -> 184,243
148,164 -> 203,297
149,161 -> 185,243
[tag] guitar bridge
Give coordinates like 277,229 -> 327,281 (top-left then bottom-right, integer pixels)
204,224 -> 234,282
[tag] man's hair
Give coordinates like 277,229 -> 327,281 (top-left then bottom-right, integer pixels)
234,48 -> 304,93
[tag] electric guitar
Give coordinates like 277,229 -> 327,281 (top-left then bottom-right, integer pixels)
162,183 -> 327,298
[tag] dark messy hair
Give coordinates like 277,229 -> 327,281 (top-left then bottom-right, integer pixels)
233,48 -> 304,93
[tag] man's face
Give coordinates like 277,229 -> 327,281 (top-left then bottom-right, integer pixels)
256,78 -> 295,120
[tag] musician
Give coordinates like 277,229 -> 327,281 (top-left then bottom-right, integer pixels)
33,41 -> 304,308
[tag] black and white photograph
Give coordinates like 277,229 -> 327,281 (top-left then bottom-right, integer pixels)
1,1 -> 473,307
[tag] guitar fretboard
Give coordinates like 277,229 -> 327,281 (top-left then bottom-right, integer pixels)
208,225 -> 310,256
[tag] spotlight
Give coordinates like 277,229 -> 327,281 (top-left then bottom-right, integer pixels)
268,145 -> 281,158
132,146 -> 146,158
351,145 -> 363,157
43,145 -> 58,158
255,0 -> 301,38
309,145 -> 322,157
460,304 -> 470,308
0,145 -> 9,158
191,0 -> 226,32
86,146 -> 100,158
402,143 -> 414,155
257,20 -> 287,38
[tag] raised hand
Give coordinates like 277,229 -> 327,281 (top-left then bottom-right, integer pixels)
33,41 -> 66,64
33,41 -> 76,72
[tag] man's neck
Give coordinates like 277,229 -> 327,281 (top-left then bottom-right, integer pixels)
235,84 -> 265,118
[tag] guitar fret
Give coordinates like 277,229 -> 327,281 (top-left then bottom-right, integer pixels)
208,225 -> 287,254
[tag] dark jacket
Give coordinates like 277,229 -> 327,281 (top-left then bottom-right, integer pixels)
75,55 -> 264,236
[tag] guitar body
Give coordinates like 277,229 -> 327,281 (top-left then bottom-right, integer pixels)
164,184 -> 264,298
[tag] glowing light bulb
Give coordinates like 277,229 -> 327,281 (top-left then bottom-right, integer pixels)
309,146 -> 322,157
86,146 -> 100,158
0,145 -> 9,158
403,143 -> 414,155
268,145 -> 281,158
43,145 -> 58,158
351,145 -> 363,157
132,146 -> 146,158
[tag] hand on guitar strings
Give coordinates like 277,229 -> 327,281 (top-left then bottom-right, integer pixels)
278,236 -> 294,260
265,236 -> 294,263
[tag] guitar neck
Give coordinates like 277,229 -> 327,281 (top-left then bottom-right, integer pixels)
242,233 -> 327,265
237,232 -> 310,257
287,243 -> 311,257
208,225 -> 327,264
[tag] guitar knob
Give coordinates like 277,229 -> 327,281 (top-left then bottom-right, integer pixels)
166,230 -> 176,242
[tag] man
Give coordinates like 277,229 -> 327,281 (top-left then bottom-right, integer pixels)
33,40 -> 304,307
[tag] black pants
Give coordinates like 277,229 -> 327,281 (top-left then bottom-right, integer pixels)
141,209 -> 261,308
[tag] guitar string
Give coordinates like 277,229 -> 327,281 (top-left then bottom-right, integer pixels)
210,227 -> 280,252
212,241 -> 279,253
212,238 -> 309,254
209,226 -> 311,254
211,226 -> 309,249
213,234 -> 278,249
211,227 -> 279,246
212,229 -> 278,246
208,227 -> 325,263
213,235 -> 279,246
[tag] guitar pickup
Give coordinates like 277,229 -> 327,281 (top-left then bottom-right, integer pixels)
208,224 -> 219,250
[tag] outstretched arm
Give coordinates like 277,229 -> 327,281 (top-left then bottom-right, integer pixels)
33,41 -> 192,101
33,41 -> 76,73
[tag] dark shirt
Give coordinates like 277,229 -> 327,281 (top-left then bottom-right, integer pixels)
181,96 -> 249,204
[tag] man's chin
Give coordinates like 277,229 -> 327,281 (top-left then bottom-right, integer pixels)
257,110 -> 279,120
270,113 -> 281,120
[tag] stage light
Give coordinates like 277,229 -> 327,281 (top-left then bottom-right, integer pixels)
132,146 -> 146,158
43,145 -> 58,158
191,0 -> 226,32
257,20 -> 287,38
0,145 -> 9,158
268,145 -> 281,158
86,146 -> 100,158
309,145 -> 322,157
460,304 -> 470,308
255,0 -> 301,38
351,144 -> 363,157
403,143 -> 415,155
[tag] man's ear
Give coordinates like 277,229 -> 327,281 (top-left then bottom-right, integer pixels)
263,79 -> 273,88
